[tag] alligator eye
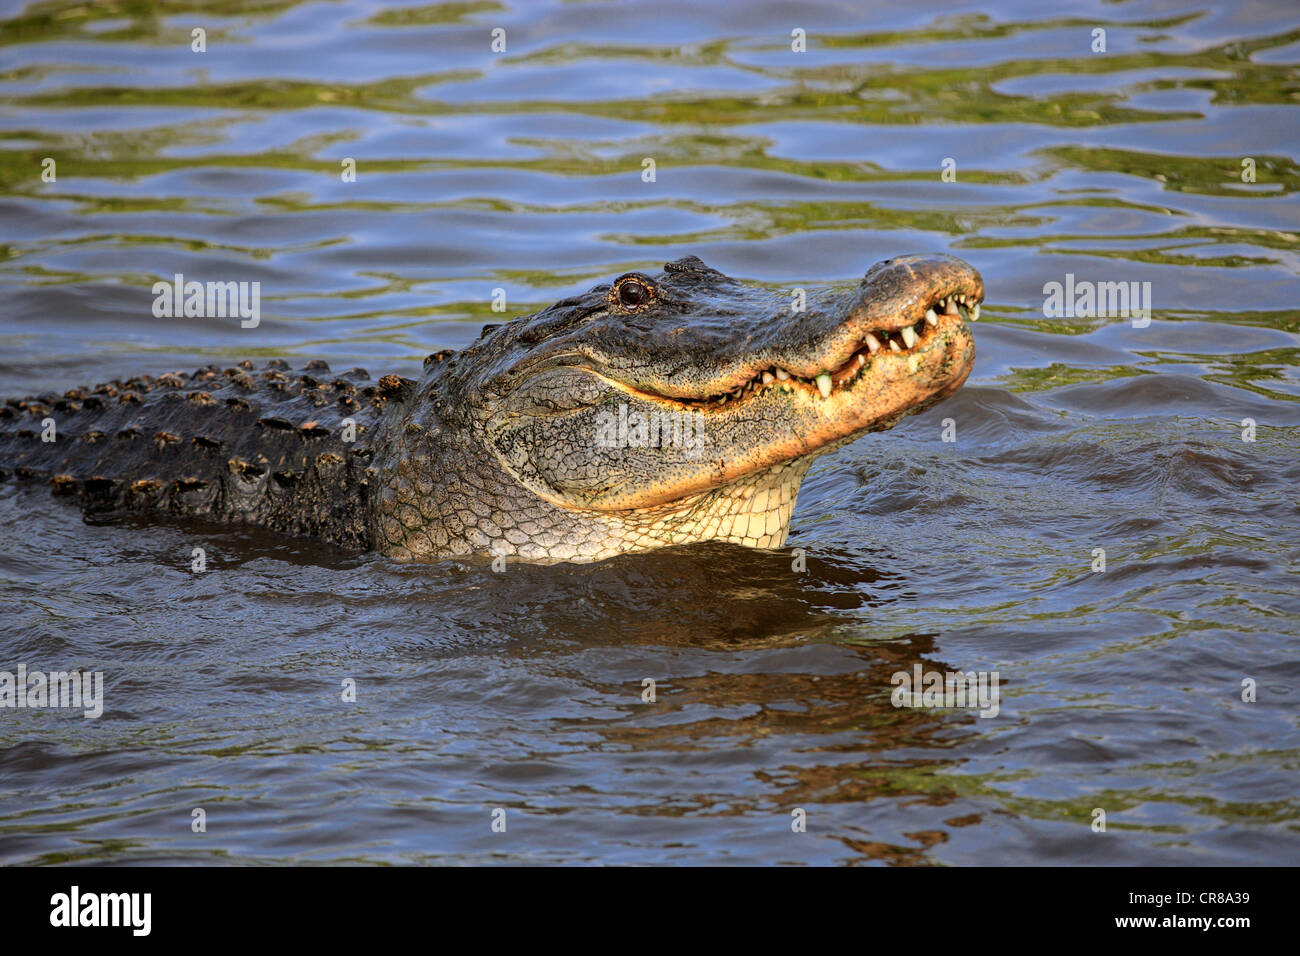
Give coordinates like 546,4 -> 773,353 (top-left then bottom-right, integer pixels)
619,280 -> 647,307
611,275 -> 655,312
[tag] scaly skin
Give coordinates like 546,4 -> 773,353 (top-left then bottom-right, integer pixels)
0,254 -> 981,563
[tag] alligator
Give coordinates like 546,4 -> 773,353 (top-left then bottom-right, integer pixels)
0,254 -> 981,563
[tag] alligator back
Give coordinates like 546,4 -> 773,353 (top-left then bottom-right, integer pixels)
0,359 -> 405,550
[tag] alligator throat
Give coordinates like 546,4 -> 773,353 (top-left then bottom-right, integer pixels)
0,255 -> 981,563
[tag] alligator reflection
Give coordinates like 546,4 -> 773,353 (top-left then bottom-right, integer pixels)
474,542 -> 986,865
463,540 -> 894,647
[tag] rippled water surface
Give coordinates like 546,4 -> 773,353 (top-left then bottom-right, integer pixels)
1,0 -> 1298,865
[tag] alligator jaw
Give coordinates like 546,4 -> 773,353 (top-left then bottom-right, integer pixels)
607,285 -> 980,409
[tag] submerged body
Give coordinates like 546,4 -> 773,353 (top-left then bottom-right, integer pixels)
0,255 -> 981,563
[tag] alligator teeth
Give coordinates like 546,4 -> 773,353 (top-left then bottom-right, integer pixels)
970,303 -> 980,321
901,326 -> 917,349
762,371 -> 775,385
775,368 -> 790,381
925,308 -> 938,326
889,340 -> 901,352
943,297 -> 960,316
815,373 -> 833,399
864,333 -> 881,353
856,353 -> 866,368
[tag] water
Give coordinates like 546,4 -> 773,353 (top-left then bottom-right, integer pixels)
1,0 -> 1297,865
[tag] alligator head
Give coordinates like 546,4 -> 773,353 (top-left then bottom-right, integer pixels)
373,254 -> 980,562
